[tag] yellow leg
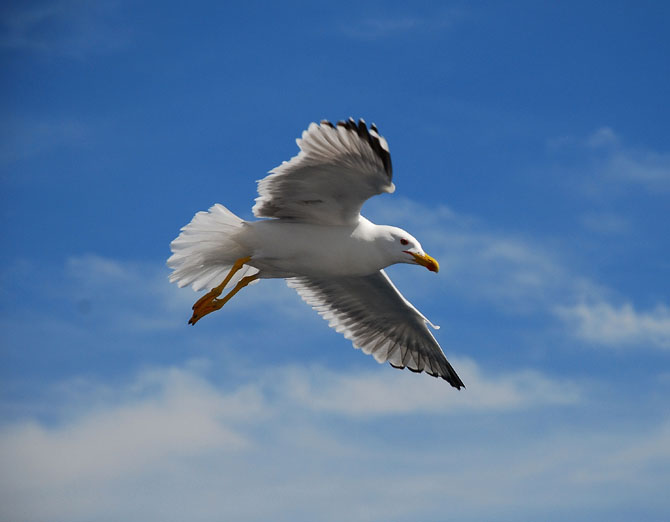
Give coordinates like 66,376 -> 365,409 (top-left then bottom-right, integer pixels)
189,274 -> 259,325
188,256 -> 255,325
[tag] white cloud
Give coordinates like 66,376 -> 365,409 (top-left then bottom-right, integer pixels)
277,358 -> 579,415
0,365 -> 258,481
1,361 -> 668,522
0,360 -> 575,522
572,421 -> 670,485
555,301 -> 670,349
0,363 -> 265,522
0,248 -> 666,520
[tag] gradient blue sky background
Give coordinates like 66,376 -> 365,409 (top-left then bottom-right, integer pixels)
2,1 -> 670,521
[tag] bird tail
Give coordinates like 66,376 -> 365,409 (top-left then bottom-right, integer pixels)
167,204 -> 258,291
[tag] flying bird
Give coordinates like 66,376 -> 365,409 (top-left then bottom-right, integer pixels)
168,118 -> 464,389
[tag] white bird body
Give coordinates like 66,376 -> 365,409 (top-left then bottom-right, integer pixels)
241,217 -> 418,278
168,118 -> 464,389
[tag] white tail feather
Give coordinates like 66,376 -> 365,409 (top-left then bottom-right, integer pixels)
167,204 -> 257,291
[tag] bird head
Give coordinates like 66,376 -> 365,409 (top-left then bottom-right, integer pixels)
383,227 -> 439,273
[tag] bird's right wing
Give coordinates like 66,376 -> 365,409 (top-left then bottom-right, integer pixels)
287,270 -> 464,389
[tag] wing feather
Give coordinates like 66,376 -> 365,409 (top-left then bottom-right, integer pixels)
286,270 -> 464,389
253,118 -> 395,225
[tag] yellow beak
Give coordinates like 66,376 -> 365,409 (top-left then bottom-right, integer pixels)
406,251 -> 440,273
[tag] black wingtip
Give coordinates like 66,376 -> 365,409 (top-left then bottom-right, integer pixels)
443,373 -> 466,390
388,362 -> 465,390
330,118 -> 392,179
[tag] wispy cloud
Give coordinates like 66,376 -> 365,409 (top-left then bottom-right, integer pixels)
0,253 -> 276,330
0,117 -> 89,168
60,254 -> 307,331
366,197 -> 670,351
366,197 -> 600,311
555,301 -> 670,349
549,126 -> 670,194
604,147 -> 670,191
585,126 -> 620,148
0,0 -> 131,59
340,8 -> 466,40
580,212 -> 631,235
62,254 -> 194,332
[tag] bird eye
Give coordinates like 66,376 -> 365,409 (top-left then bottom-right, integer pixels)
400,238 -> 409,246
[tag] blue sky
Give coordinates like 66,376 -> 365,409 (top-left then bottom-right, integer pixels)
2,1 -> 670,520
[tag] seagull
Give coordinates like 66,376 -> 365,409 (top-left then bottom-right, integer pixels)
168,118 -> 464,389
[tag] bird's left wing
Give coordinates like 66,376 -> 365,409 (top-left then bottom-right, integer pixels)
286,270 -> 464,389
253,118 -> 395,225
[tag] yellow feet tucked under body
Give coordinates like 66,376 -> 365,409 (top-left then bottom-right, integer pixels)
188,256 -> 258,325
